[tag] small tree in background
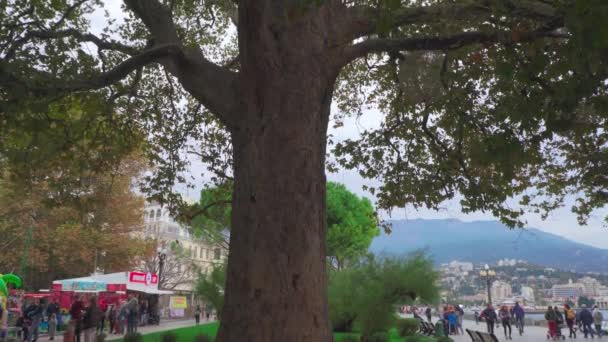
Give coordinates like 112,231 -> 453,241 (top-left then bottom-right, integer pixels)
196,262 -> 227,318
185,181 -> 380,270
326,182 -> 380,271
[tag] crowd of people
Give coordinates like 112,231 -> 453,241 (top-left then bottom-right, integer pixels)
472,301 -> 606,340
405,301 -> 608,340
66,293 -> 154,341
2,293 -> 160,342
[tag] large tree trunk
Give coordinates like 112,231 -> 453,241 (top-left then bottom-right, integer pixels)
216,3 -> 340,341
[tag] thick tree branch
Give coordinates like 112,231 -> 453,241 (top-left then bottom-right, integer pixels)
30,29 -> 140,55
339,28 -> 567,67
1,44 -> 181,95
124,0 -> 240,128
343,0 -> 560,40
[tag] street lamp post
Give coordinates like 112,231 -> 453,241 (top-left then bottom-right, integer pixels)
157,246 -> 168,290
479,264 -> 496,305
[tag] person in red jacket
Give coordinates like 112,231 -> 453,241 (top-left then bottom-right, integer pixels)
69,296 -> 85,342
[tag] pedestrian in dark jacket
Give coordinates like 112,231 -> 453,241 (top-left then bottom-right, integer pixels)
545,306 -> 558,338
512,302 -> 525,335
579,304 -> 595,338
481,304 -> 497,334
24,299 -> 43,342
82,296 -> 101,342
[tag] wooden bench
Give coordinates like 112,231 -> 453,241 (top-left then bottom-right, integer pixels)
419,321 -> 435,336
466,328 -> 499,342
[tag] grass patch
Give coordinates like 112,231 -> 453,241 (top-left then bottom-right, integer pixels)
114,323 -> 219,342
114,323 -> 437,342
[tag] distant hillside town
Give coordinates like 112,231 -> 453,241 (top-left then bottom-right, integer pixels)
440,259 -> 608,309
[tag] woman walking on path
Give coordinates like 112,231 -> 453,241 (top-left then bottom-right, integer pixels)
545,306 -> 558,339
593,305 -> 604,338
499,305 -> 512,340
564,304 -> 577,338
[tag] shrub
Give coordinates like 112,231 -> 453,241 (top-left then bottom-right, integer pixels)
329,254 -> 439,336
403,336 -> 424,342
396,318 -> 420,336
194,333 -> 213,342
338,336 -> 359,342
161,331 -> 178,342
123,333 -> 143,342
361,332 -> 389,342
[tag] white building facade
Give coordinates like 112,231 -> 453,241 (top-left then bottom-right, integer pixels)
579,277 -> 602,297
521,286 -> 535,302
491,281 -> 512,303
552,280 -> 585,300
140,201 -> 227,292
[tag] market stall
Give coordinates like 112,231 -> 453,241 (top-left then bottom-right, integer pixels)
52,271 -> 173,320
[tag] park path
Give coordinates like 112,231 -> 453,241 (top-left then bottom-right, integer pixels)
35,318 -> 216,342
450,319 -> 565,342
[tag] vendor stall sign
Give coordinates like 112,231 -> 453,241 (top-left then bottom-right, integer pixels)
129,272 -> 158,286
61,280 -> 106,292
169,296 -> 188,309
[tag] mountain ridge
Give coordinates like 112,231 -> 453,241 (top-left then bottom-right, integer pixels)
370,218 -> 608,274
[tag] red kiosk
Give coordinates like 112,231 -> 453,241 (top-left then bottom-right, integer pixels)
52,271 -> 173,312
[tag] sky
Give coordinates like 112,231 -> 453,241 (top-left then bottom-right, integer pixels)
89,2 -> 607,249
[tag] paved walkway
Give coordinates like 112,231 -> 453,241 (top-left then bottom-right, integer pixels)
448,319 -> 566,342
35,318 -> 216,342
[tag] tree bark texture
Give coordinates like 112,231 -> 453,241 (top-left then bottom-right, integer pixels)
217,2 -> 340,341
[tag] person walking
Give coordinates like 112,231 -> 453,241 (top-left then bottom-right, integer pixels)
126,294 -> 139,334
97,299 -> 107,335
499,305 -> 512,340
456,305 -> 465,335
82,297 -> 100,342
24,299 -> 43,342
564,304 -> 577,338
512,301 -> 525,335
545,306 -> 558,339
69,296 -> 85,342
554,306 -> 564,338
139,300 -> 148,327
46,299 -> 60,334
195,305 -> 201,325
593,305 -> 604,338
474,310 -> 479,325
580,304 -> 595,339
447,308 -> 458,335
481,304 -> 497,334
425,307 -> 432,323
107,305 -> 116,335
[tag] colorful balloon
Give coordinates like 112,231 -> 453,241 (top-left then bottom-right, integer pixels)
1,274 -> 22,288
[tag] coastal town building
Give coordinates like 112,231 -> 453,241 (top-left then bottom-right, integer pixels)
579,276 -> 602,297
491,281 -> 512,303
521,286 -> 535,302
552,279 -> 585,300
448,261 -> 474,273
